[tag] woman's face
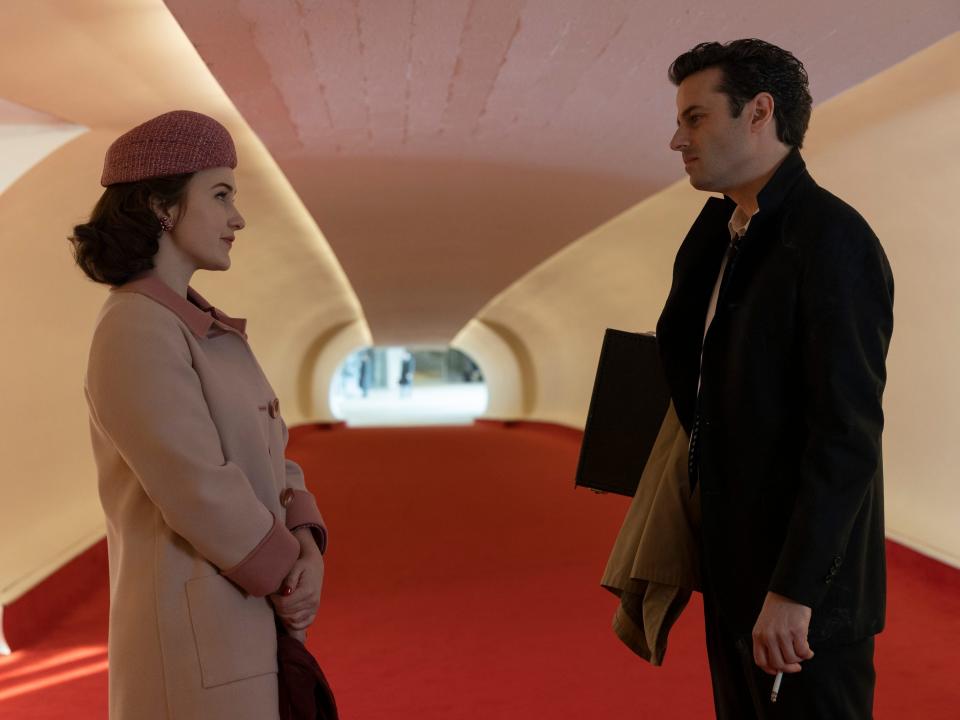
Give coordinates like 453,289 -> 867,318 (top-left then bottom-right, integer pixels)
167,167 -> 245,272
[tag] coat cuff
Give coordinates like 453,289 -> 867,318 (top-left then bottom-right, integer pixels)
283,489 -> 328,554
222,513 -> 299,597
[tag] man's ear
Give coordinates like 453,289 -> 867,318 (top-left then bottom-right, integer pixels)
750,92 -> 775,134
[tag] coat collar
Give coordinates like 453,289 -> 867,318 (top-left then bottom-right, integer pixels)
739,147 -> 808,224
113,272 -> 247,339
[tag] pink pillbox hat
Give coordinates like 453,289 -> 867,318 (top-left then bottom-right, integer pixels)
100,110 -> 237,186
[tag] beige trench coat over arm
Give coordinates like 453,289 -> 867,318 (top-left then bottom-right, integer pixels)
84,274 -> 326,720
601,401 -> 701,666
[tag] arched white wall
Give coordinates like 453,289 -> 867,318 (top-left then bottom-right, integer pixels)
0,131 -> 121,604
473,183 -> 704,428
0,103 -> 86,194
802,35 -> 960,568
452,319 -> 526,419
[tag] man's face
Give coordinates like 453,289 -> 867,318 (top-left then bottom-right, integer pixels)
670,67 -> 755,194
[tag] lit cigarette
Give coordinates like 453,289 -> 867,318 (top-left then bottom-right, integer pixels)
770,672 -> 783,703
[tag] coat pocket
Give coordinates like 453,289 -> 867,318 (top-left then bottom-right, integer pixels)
185,573 -> 278,688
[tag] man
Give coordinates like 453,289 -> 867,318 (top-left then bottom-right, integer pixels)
656,40 -> 894,718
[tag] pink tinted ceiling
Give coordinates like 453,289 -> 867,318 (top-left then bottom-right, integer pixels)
165,0 -> 958,344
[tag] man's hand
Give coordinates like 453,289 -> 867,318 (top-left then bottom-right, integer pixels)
752,592 -> 814,675
270,529 -> 324,634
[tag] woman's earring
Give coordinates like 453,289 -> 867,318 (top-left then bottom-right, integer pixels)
159,216 -> 174,233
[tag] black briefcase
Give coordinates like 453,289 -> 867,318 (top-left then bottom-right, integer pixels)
574,329 -> 671,496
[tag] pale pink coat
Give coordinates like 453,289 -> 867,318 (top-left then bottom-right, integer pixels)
84,274 -> 326,720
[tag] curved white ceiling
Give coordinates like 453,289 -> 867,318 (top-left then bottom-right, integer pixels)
163,0 -> 960,342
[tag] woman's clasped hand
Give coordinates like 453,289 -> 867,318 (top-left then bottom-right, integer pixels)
271,529 -> 325,641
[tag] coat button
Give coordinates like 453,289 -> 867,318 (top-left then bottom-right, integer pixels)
280,488 -> 296,507
268,398 -> 280,418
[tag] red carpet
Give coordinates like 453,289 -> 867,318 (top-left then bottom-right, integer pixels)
2,422 -> 958,718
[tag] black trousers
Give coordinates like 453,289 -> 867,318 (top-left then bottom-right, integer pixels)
702,587 -> 876,719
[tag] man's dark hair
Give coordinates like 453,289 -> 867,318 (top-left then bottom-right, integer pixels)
668,39 -> 813,148
70,174 -> 192,286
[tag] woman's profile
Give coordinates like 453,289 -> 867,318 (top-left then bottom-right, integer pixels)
72,110 -> 327,719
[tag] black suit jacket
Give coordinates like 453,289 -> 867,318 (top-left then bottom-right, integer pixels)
656,149 -> 894,647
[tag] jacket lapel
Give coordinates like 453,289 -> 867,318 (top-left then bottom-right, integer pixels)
704,150 -> 811,333
657,196 -> 733,431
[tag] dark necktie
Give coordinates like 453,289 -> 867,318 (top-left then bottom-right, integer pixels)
688,235 -> 742,491
716,234 -> 742,307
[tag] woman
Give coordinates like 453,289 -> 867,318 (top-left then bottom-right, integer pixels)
72,110 -> 326,720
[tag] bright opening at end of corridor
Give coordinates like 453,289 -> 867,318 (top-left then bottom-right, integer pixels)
330,347 -> 488,427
